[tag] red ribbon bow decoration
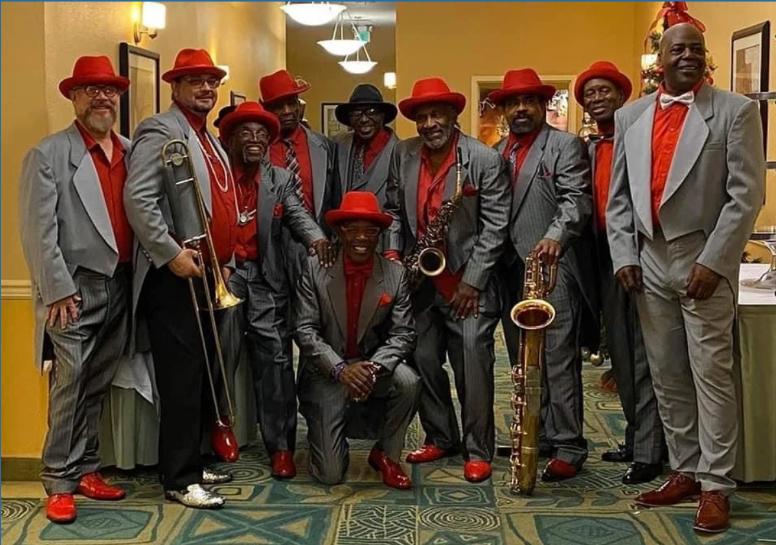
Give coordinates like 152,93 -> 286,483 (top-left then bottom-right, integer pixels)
378,293 -> 393,307
644,2 -> 707,51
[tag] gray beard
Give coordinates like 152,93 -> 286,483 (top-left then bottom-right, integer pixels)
82,110 -> 116,134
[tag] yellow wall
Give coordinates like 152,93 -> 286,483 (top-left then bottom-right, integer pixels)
1,1 -> 286,459
286,24 -> 396,133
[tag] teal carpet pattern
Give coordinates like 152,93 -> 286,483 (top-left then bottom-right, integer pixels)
4,329 -> 776,544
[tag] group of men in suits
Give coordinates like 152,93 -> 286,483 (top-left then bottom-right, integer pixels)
20,22 -> 765,535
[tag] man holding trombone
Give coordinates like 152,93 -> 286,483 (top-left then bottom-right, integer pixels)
124,49 -> 237,509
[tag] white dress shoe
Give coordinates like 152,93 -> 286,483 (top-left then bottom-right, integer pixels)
165,484 -> 225,509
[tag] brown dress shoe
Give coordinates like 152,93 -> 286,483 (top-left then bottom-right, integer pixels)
635,472 -> 701,506
694,491 -> 730,534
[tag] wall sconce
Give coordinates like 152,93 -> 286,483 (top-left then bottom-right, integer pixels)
134,2 -> 166,45
218,65 -> 230,85
383,72 -> 396,90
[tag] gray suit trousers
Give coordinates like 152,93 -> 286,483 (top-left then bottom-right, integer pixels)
500,261 -> 588,467
413,281 -> 501,462
298,363 -> 420,485
597,234 -> 663,464
637,229 -> 738,493
225,261 -> 297,454
42,266 -> 130,494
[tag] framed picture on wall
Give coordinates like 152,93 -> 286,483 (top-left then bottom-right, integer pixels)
731,21 -> 770,95
118,43 -> 160,138
321,102 -> 350,139
230,91 -> 246,106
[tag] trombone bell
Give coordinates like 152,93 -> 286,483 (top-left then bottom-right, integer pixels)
213,275 -> 242,309
418,247 -> 446,277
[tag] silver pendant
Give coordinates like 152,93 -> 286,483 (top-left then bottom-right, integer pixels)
238,212 -> 249,226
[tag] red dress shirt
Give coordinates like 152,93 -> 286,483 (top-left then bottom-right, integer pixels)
417,133 -> 463,301
269,125 -> 314,212
593,134 -> 614,232
361,128 -> 392,170
179,105 -> 237,266
233,164 -> 260,262
344,255 -> 374,360
503,130 -> 540,185
650,81 -> 704,227
75,121 -> 133,264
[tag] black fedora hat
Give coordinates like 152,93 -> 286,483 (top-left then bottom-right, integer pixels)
214,104 -> 236,128
335,84 -> 397,126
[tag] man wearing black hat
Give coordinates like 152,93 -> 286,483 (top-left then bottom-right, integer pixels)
333,84 -> 399,213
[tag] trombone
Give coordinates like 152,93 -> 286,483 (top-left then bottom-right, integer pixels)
160,139 -> 242,430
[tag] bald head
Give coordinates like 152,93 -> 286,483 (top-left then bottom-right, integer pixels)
659,23 -> 707,94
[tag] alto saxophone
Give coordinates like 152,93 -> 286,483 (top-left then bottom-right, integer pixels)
508,254 -> 557,495
405,146 -> 463,291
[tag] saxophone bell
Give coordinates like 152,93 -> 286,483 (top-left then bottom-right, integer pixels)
417,247 -> 446,277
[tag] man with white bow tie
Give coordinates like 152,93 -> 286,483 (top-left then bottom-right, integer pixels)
607,23 -> 765,534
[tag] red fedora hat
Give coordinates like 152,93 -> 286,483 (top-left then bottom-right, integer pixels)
488,69 -> 556,105
398,78 -> 466,121
58,56 -> 129,99
259,70 -> 310,105
162,49 -> 226,83
325,191 -> 393,230
218,101 -> 281,143
574,61 -> 632,105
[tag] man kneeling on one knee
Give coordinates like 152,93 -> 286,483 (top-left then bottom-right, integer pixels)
295,191 -> 420,489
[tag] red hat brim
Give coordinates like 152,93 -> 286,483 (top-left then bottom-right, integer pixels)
325,210 -> 393,230
488,84 -> 556,105
161,64 -> 227,84
573,68 -> 632,105
260,81 -> 311,106
219,109 -> 281,144
59,75 -> 129,99
398,92 -> 466,121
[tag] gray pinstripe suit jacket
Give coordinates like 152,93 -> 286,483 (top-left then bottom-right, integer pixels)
334,128 -> 399,205
384,132 -> 511,292
19,123 -> 132,370
294,254 -> 416,377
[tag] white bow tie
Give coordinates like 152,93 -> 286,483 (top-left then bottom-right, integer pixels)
659,91 -> 694,109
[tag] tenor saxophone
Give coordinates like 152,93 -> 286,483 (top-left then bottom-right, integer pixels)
508,254 -> 557,495
404,146 -> 463,290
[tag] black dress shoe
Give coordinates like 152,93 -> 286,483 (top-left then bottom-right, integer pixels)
601,444 -> 633,463
622,462 -> 662,485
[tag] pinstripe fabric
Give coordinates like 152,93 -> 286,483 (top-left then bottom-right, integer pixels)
494,124 -> 595,468
41,267 -> 130,494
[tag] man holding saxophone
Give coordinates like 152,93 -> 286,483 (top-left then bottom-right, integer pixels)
384,78 -> 511,483
124,49 -> 236,509
491,69 -> 597,482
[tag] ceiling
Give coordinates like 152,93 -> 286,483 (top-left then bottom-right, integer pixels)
284,2 -> 396,28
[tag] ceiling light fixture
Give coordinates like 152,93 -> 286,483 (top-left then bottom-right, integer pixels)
318,13 -> 364,56
339,42 -> 377,75
280,2 -> 345,27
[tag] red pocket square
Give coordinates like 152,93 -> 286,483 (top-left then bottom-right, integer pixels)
273,203 -> 284,218
378,293 -> 393,307
462,184 -> 478,197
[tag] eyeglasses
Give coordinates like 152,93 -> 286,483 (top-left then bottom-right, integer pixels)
236,127 -> 270,141
181,76 -> 222,89
503,95 -> 544,108
340,225 -> 381,237
75,85 -> 120,98
348,108 -> 382,120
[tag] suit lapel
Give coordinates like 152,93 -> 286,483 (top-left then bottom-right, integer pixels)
443,134 -> 469,202
404,140 -> 422,238
67,124 -> 117,252
624,97 -> 656,237
305,127 -> 327,218
357,258 -> 384,343
352,129 -> 398,192
339,133 -> 353,194
662,85 -> 712,206
326,256 -> 347,338
171,106 -> 213,215
257,162 -> 275,262
512,125 -> 549,217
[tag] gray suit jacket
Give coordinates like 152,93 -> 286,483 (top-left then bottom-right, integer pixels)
123,104 -> 233,353
18,123 -> 132,369
384,132 -> 511,292
294,254 -> 416,377
606,84 -> 765,285
248,161 -> 325,292
334,128 -> 399,205
494,125 -> 598,318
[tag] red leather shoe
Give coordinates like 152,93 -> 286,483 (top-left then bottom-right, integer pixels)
405,444 -> 451,464
272,450 -> 297,479
368,449 -> 412,490
636,472 -> 701,507
694,491 -> 730,534
46,494 -> 76,523
211,422 -> 239,463
541,458 -> 579,482
77,472 -> 125,500
463,461 -> 492,483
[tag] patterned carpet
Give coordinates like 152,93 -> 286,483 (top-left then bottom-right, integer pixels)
3,330 -> 776,544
